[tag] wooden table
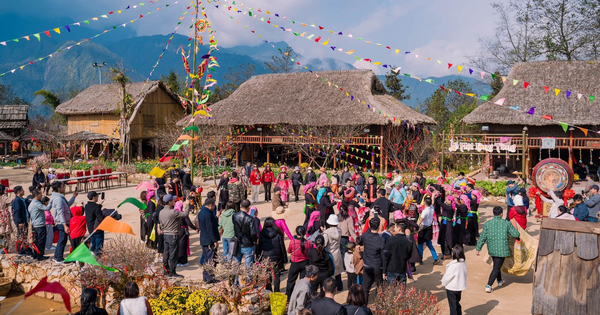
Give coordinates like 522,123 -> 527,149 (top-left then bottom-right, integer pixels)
56,172 -> 128,192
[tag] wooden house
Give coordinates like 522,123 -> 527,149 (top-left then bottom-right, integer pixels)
459,61 -> 600,177
533,218 -> 600,314
56,81 -> 185,159
0,105 -> 29,137
189,69 -> 436,170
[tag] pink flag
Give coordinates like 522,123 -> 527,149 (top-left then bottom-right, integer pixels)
494,98 -> 506,106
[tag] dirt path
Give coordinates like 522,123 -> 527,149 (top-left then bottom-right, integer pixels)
0,169 -> 540,314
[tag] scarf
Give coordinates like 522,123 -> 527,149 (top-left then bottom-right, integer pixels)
146,190 -> 155,202
303,182 -> 317,195
460,194 -> 471,211
175,201 -> 183,212
446,196 -> 457,210
316,188 -> 326,203
307,211 -> 321,234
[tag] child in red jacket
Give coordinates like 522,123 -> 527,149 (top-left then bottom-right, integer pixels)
69,206 -> 87,251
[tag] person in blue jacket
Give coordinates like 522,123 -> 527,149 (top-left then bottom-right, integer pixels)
197,198 -> 220,283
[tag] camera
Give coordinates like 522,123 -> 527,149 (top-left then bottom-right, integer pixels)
102,209 -> 122,220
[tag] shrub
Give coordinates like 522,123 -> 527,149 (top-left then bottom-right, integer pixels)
29,154 -> 51,170
186,290 -> 222,315
372,284 -> 443,315
158,287 -> 189,310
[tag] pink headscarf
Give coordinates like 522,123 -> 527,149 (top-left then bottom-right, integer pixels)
460,194 -> 471,212
471,189 -> 482,204
303,182 -> 317,195
446,195 -> 457,211
146,190 -> 156,202
307,211 -> 321,235
175,201 -> 183,212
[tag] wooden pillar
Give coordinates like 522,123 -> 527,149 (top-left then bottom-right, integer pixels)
137,140 -> 143,161
568,128 -> 574,168
267,150 -> 270,164
380,128 -> 385,173
251,144 -> 254,164
333,154 -> 337,169
298,152 -> 302,165
371,145 -> 375,170
236,150 -> 239,167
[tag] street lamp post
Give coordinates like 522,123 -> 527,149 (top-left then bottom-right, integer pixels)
92,62 -> 108,84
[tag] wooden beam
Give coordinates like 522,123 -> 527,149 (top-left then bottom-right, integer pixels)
542,218 -> 600,235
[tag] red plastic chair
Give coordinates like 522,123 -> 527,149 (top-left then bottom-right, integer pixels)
0,179 -> 12,194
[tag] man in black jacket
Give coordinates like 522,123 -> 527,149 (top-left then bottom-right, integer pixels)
233,199 -> 257,266
362,217 -> 385,304
84,191 -> 106,255
291,167 -> 303,202
12,186 -> 30,255
311,277 -> 346,315
304,167 -> 317,185
383,221 -> 413,285
371,189 -> 394,224
197,198 -> 220,283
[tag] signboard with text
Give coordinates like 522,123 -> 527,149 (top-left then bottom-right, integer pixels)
448,140 -> 517,153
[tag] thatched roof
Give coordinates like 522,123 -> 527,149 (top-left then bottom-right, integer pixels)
462,61 -> 600,126
61,130 -> 115,141
0,105 -> 28,130
0,131 -> 15,142
190,69 -> 435,126
55,81 -> 181,115
18,129 -> 56,142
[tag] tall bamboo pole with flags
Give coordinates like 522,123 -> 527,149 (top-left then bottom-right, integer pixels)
190,0 -> 199,186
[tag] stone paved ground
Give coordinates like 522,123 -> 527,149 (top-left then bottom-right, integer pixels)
5,167 -> 586,314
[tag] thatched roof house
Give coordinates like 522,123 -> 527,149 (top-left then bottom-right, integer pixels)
193,69 -> 435,126
61,130 -> 115,142
462,61 -> 600,133
0,105 -> 29,135
18,129 -> 56,143
0,131 -> 15,142
56,81 -> 185,159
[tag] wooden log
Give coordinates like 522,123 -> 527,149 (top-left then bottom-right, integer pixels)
542,218 -> 600,234
542,251 -> 561,313
539,229 -> 556,256
557,254 -> 587,315
555,230 -> 575,255
575,233 -> 599,260
532,254 -> 547,314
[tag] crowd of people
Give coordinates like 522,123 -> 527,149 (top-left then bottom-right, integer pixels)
6,163 -> 596,314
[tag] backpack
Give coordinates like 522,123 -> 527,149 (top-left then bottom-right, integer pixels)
228,182 -> 242,203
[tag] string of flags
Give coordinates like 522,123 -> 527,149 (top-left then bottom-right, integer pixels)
210,3 -> 598,137
0,0 -> 182,78
0,1 -> 164,47
491,97 -> 600,136
211,4 -> 437,134
213,0 -> 598,104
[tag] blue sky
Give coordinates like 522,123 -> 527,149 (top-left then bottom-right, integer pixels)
1,0 -> 498,77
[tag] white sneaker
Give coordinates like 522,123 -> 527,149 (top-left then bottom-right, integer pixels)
485,285 -> 493,293
497,279 -> 505,287
176,263 -> 189,267
46,246 -> 56,250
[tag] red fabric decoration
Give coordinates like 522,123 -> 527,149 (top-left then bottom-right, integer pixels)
541,115 -> 553,120
25,277 -> 71,312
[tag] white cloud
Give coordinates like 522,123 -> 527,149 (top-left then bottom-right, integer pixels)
352,59 -> 384,75
399,39 -> 480,78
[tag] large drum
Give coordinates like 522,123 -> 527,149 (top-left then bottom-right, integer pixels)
531,158 -> 574,197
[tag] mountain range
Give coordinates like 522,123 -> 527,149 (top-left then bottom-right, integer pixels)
0,15 -> 490,117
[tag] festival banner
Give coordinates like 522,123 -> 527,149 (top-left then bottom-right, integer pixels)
118,197 -> 148,210
95,216 -> 135,235
6,277 -> 71,314
65,244 -> 119,271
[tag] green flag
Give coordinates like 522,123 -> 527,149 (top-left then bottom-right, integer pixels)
65,244 -> 118,271
185,126 -> 199,133
591,96 -> 595,103
118,197 -> 147,210
169,144 -> 181,151
181,140 -> 189,146
558,122 -> 569,133
479,95 -> 489,101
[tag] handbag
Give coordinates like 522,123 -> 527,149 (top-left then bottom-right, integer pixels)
149,225 -> 156,242
230,236 -> 240,256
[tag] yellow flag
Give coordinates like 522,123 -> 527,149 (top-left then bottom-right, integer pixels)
149,167 -> 165,178
502,77 -> 507,83
457,65 -> 463,73
373,62 -> 381,65
117,10 -> 122,13
193,110 -> 209,117
346,49 -> 355,55
395,49 -> 400,54
322,39 -> 329,45
555,89 -> 561,96
54,28 -> 61,34
466,93 -> 475,97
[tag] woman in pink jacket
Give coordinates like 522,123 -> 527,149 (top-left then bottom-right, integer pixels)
275,166 -> 292,203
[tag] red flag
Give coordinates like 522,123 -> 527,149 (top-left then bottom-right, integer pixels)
314,36 -> 321,42
25,277 -> 71,312
159,156 -> 174,163
447,63 -> 453,69
544,86 -> 549,94
44,30 -> 51,37
524,82 -> 529,89
542,115 -> 553,120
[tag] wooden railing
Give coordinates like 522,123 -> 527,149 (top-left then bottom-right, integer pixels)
446,134 -> 600,150
233,135 -> 383,146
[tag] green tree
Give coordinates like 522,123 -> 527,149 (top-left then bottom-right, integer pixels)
384,67 -> 410,101
0,84 -> 28,105
422,79 -> 476,133
109,65 -> 133,163
160,69 -> 184,95
265,47 -> 297,73
33,90 -> 61,109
